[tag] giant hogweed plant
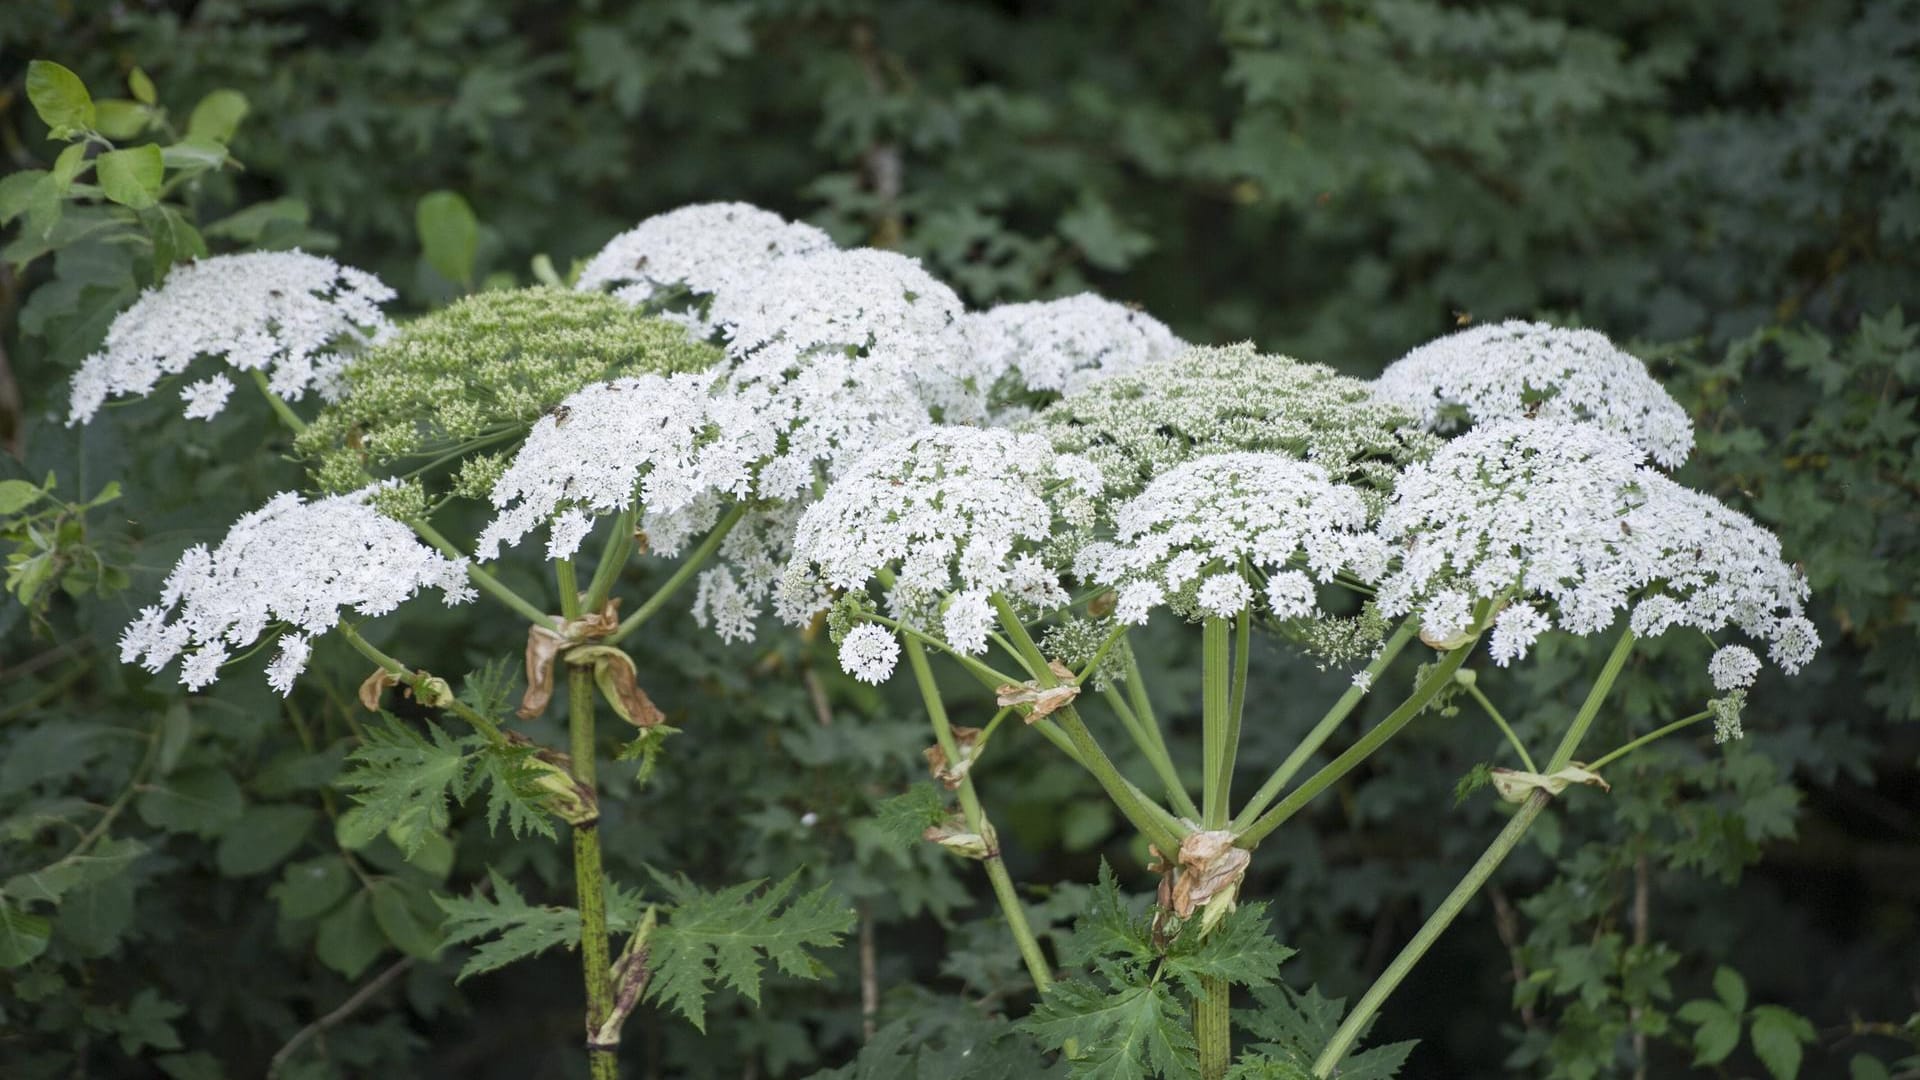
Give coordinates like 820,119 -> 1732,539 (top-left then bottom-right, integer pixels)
51,167 -> 1819,1077
787,323 -> 1819,1078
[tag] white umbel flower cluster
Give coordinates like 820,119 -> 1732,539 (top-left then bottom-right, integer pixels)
475,372 -> 743,562
68,251 -> 394,425
781,427 -> 1101,669
575,202 -> 834,327
1079,453 -> 1390,624
120,485 -> 475,694
962,294 -> 1184,419
1374,321 -> 1694,468
1375,420 -> 1816,673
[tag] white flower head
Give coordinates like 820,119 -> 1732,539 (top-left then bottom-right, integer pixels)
476,372 -> 723,561
120,484 -> 474,694
179,374 -> 236,421
838,623 -> 902,684
781,427 -> 1100,649
962,294 -> 1184,421
1374,320 -> 1693,468
575,202 -> 835,331
68,251 -> 394,425
1708,644 -> 1762,692
1376,419 -> 1815,676
1081,452 -> 1388,624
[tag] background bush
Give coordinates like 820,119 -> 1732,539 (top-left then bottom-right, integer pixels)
1,2 -> 1914,1077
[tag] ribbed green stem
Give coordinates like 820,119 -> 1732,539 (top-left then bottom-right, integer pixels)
584,506 -> 637,613
1195,974 -> 1233,1080
1466,681 -> 1537,773
608,503 -> 748,645
1102,684 -> 1201,821
1231,619 -> 1416,832
569,665 -> 617,1080
1311,629 -> 1638,1076
1236,642 -> 1472,847
1122,649 -> 1177,778
990,595 -> 1184,853
904,638 -> 1053,994
1201,616 -> 1233,829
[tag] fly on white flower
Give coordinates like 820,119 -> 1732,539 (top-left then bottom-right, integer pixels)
575,202 -> 835,331
68,251 -> 394,426
122,484 -> 474,694
1374,320 -> 1694,468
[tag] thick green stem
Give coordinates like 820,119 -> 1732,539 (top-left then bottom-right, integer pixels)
1310,629 -> 1638,1076
584,506 -> 637,614
1236,642 -> 1471,846
249,369 -> 308,434
1122,649 -> 1177,775
607,504 -> 747,645
904,638 -> 1053,994
1102,684 -> 1202,821
990,595 -> 1184,853
1310,793 -> 1548,1077
1195,974 -> 1233,1080
1232,619 -> 1416,831
569,665 -> 618,1080
1201,616 -> 1233,830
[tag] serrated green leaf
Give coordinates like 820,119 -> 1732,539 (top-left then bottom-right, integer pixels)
1677,999 -> 1741,1065
1234,984 -> 1412,1080
644,870 -> 855,1031
1751,1005 -> 1815,1080
334,717 -> 472,856
26,61 -> 94,138
436,868 -> 580,981
114,987 -> 185,1055
1164,902 -> 1294,994
187,89 -> 249,144
271,856 -> 353,921
96,145 -> 163,210
865,783 -> 949,852
0,172 -> 48,227
0,901 -> 51,967
417,190 -> 479,286
459,743 -> 557,842
215,805 -> 315,877
1026,978 -> 1198,1080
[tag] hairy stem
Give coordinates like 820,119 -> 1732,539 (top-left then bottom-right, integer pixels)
570,665 -> 618,1079
1232,619 -> 1416,830
1195,974 -> 1232,1080
1311,629 -> 1637,1075
904,638 -> 1053,994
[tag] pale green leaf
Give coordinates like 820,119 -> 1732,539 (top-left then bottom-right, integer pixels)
187,89 -> 249,144
96,145 -> 164,210
26,61 -> 94,138
416,190 -> 479,286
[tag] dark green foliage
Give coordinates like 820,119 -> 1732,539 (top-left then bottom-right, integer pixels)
2,1 -> 1917,1077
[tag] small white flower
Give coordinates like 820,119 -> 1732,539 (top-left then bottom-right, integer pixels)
180,374 -> 236,421
1377,419 -> 1815,680
1351,669 -> 1374,693
1115,580 -> 1164,625
1196,574 -> 1253,618
1082,452 -> 1386,624
68,251 -> 394,425
121,484 -> 473,693
1374,320 -> 1693,468
576,203 -> 835,327
1488,603 -> 1551,665
781,427 -> 1096,644
546,508 -> 596,562
1708,644 -> 1762,691
962,293 -> 1184,418
838,623 -> 901,684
